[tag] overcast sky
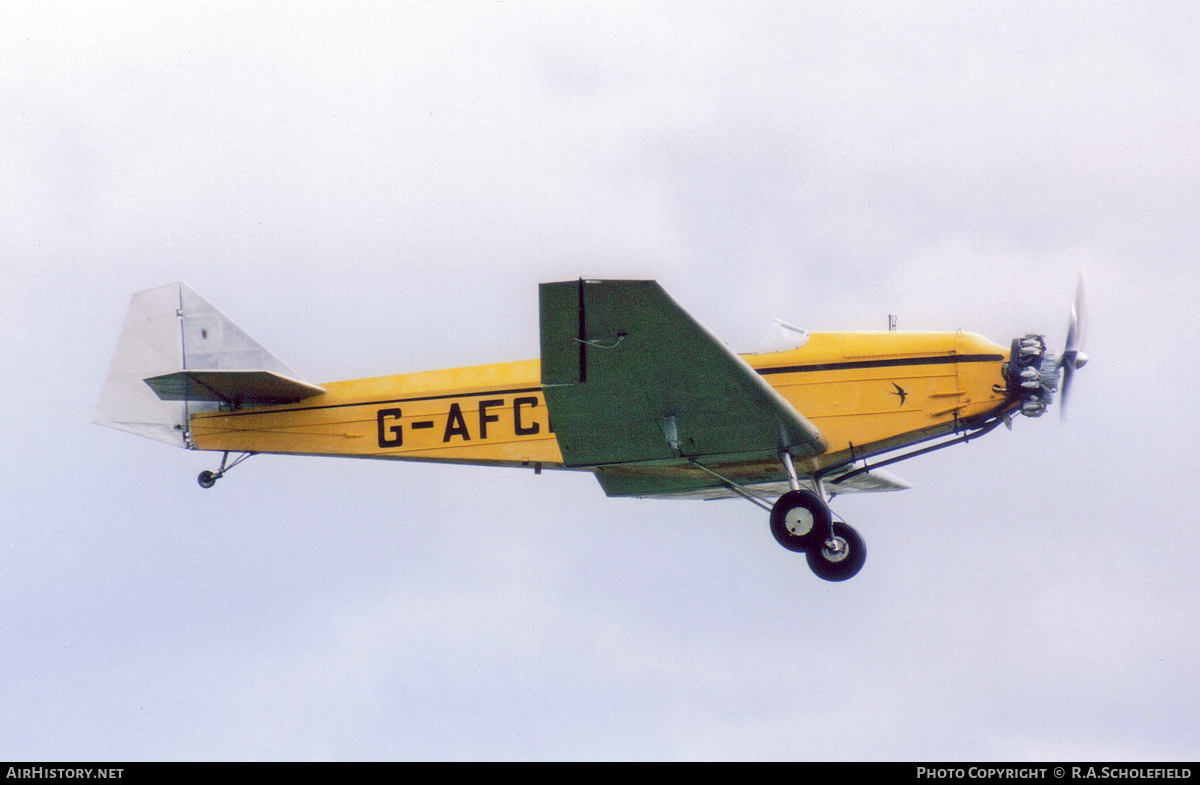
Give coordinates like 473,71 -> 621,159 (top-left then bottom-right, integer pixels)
3,1 -> 1198,761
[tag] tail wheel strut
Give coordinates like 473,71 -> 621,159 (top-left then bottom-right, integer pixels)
197,451 -> 254,489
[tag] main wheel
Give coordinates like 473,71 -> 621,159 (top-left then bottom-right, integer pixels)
197,470 -> 217,489
769,489 -> 831,553
805,520 -> 866,582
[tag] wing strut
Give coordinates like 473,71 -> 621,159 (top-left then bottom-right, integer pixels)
686,459 -> 775,512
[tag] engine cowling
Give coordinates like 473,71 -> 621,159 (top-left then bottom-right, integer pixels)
1006,334 -> 1060,418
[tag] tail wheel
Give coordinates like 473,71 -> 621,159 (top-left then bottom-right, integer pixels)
805,521 -> 867,582
769,489 -> 831,553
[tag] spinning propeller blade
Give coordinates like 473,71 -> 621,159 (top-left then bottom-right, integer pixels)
1058,274 -> 1089,420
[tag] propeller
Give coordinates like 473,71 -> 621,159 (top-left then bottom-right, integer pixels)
1058,274 -> 1089,420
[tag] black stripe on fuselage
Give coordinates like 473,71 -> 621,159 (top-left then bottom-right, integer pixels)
199,354 -> 1003,420
756,354 -> 1004,376
198,386 -> 545,419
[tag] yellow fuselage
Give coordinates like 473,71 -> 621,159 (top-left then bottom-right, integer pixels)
189,331 -> 1013,475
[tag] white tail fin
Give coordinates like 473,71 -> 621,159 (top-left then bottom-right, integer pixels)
94,283 -> 322,447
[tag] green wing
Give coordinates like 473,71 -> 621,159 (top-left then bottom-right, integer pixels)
540,280 -> 826,494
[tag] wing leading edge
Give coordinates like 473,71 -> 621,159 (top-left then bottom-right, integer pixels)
614,465 -> 912,501
539,280 -> 827,490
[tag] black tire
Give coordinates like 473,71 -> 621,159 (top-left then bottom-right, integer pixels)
769,489 -> 831,553
197,470 -> 217,489
805,520 -> 866,582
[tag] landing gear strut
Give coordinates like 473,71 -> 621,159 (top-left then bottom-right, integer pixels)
769,451 -> 867,581
196,451 -> 253,489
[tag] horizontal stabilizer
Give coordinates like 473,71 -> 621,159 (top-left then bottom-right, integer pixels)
95,282 -> 320,448
144,370 -> 325,406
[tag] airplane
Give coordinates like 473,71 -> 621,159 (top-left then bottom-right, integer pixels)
95,278 -> 1088,582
